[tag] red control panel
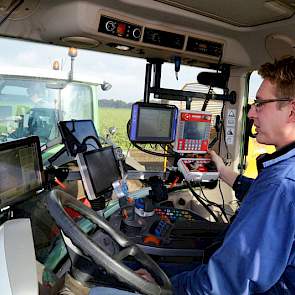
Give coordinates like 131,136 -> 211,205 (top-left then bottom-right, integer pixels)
174,110 -> 212,153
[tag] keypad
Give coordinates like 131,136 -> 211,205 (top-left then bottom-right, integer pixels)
154,208 -> 195,222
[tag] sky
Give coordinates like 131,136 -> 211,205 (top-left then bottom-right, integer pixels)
0,37 -> 261,102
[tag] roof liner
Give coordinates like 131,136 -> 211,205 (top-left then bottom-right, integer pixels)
154,0 -> 295,27
0,0 -> 294,68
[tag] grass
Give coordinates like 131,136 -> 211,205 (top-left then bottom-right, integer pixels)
98,107 -> 131,150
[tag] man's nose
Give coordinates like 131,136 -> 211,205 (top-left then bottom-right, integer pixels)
248,104 -> 256,119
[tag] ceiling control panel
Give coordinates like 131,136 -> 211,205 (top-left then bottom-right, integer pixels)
98,14 -> 224,59
143,28 -> 185,50
98,15 -> 142,41
186,37 -> 223,57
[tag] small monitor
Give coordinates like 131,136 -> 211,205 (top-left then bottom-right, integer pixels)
129,102 -> 178,143
174,110 -> 212,153
0,136 -> 43,208
77,146 -> 121,200
58,120 -> 101,157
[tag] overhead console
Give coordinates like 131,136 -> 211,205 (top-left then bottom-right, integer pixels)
33,0 -> 254,66
40,2 -> 229,66
97,13 -> 224,60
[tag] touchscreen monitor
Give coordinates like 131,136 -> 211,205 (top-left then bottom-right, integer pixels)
0,136 -> 43,208
129,102 -> 178,143
77,146 -> 121,200
58,120 -> 101,157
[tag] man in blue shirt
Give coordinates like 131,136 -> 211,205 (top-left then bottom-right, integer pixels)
171,56 -> 295,294
91,56 -> 295,294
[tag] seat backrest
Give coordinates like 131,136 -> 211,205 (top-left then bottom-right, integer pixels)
0,218 -> 38,295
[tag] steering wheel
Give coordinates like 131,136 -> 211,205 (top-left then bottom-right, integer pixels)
47,189 -> 172,295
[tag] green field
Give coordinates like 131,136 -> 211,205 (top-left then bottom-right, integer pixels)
98,107 -> 131,150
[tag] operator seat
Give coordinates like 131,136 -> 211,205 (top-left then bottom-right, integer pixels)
0,218 -> 38,295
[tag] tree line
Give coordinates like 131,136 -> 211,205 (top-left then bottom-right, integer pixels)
98,99 -> 134,109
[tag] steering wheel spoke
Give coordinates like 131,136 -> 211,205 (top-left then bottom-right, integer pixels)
113,245 -> 137,261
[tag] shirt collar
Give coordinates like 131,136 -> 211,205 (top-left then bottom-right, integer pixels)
256,141 -> 295,173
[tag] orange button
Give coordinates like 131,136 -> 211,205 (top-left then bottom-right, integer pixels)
143,235 -> 161,246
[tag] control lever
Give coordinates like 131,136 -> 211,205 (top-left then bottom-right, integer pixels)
148,176 -> 168,203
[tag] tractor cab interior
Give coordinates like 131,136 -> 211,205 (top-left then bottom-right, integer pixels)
0,0 -> 295,294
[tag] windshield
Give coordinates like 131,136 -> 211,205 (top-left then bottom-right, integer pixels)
0,77 -> 93,147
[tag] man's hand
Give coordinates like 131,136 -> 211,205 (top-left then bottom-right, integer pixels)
135,268 -> 156,283
208,150 -> 238,187
208,150 -> 225,172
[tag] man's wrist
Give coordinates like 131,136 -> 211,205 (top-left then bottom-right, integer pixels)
218,165 -> 227,181
218,166 -> 239,187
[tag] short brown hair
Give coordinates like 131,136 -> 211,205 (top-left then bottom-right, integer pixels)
258,56 -> 295,98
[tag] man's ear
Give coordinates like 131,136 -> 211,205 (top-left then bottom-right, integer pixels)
289,100 -> 295,122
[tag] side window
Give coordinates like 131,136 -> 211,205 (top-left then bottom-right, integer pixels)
244,71 -> 275,178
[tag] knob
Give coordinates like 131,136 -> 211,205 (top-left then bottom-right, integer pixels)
132,28 -> 141,39
178,198 -> 186,206
105,20 -> 116,32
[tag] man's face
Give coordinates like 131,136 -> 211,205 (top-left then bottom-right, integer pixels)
31,93 -> 39,103
248,79 -> 291,149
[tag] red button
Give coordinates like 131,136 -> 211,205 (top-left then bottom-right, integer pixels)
197,165 -> 208,172
117,23 -> 126,36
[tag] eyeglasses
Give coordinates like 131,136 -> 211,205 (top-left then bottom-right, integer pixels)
251,97 -> 292,111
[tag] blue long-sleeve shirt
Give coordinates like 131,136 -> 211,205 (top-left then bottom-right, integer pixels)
172,142 -> 295,294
